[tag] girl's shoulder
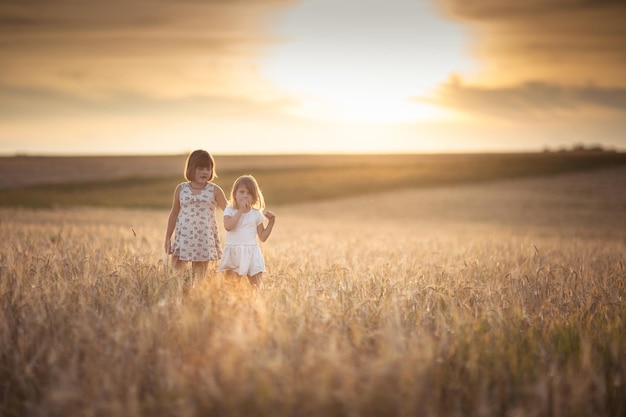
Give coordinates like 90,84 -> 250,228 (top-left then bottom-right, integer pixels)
205,182 -> 223,193
252,208 -> 265,221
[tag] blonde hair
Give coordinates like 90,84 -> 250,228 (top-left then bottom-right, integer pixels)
184,150 -> 216,181
230,175 -> 265,210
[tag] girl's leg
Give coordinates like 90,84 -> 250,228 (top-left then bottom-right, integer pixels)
223,270 -> 238,280
248,272 -> 263,288
205,260 -> 219,279
170,255 -> 185,269
170,255 -> 190,299
191,261 -> 209,284
221,270 -> 244,289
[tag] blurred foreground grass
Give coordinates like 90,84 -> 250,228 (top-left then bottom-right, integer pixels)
1,188 -> 625,416
1,151 -> 625,208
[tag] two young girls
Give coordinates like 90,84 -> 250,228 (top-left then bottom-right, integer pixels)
165,150 -> 275,287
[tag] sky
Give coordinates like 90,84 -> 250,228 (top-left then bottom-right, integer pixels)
1,0 -> 625,155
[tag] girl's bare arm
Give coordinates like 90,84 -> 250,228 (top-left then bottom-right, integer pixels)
213,184 -> 227,211
258,210 -> 275,242
223,209 -> 244,231
164,184 -> 182,253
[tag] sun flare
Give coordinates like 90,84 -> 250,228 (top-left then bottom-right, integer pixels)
285,92 -> 450,123
261,0 -> 472,125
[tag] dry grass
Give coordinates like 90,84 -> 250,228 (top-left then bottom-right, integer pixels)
1,167 -> 625,416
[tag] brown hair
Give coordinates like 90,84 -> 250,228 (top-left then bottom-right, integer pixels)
184,150 -> 216,181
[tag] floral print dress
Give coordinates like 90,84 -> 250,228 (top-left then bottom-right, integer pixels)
172,182 -> 222,261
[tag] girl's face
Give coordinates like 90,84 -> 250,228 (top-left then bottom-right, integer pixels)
194,166 -> 212,182
235,185 -> 254,209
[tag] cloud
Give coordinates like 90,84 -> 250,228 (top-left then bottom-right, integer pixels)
436,0 -> 624,20
422,77 -> 626,120
433,0 -> 626,86
0,0 -> 294,99
0,0 -> 292,33
0,84 -> 297,123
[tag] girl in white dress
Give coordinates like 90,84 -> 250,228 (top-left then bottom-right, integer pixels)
165,150 -> 227,280
217,175 -> 275,287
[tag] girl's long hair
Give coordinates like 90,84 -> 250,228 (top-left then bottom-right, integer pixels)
230,175 -> 265,210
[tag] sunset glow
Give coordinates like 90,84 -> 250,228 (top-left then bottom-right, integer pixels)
0,0 -> 624,155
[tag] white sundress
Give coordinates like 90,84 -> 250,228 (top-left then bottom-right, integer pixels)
172,182 -> 222,262
217,206 -> 266,276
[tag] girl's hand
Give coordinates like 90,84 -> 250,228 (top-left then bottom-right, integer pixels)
238,198 -> 250,212
264,210 -> 276,221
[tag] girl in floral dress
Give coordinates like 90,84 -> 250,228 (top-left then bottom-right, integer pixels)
165,150 -> 227,280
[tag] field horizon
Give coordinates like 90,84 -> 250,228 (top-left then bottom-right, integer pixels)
1,150 -> 625,209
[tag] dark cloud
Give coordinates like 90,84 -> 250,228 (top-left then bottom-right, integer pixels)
437,0 -> 625,20
0,84 -> 295,121
0,0 -> 293,52
434,0 -> 626,86
0,0 -> 294,101
0,0 -> 292,30
423,78 -> 626,119
0,0 -> 293,54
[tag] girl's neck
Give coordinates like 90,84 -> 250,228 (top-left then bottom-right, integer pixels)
189,181 -> 207,190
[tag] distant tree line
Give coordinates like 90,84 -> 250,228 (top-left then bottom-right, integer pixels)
543,143 -> 617,153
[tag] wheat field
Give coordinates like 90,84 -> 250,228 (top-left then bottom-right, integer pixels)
1,166 -> 625,416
